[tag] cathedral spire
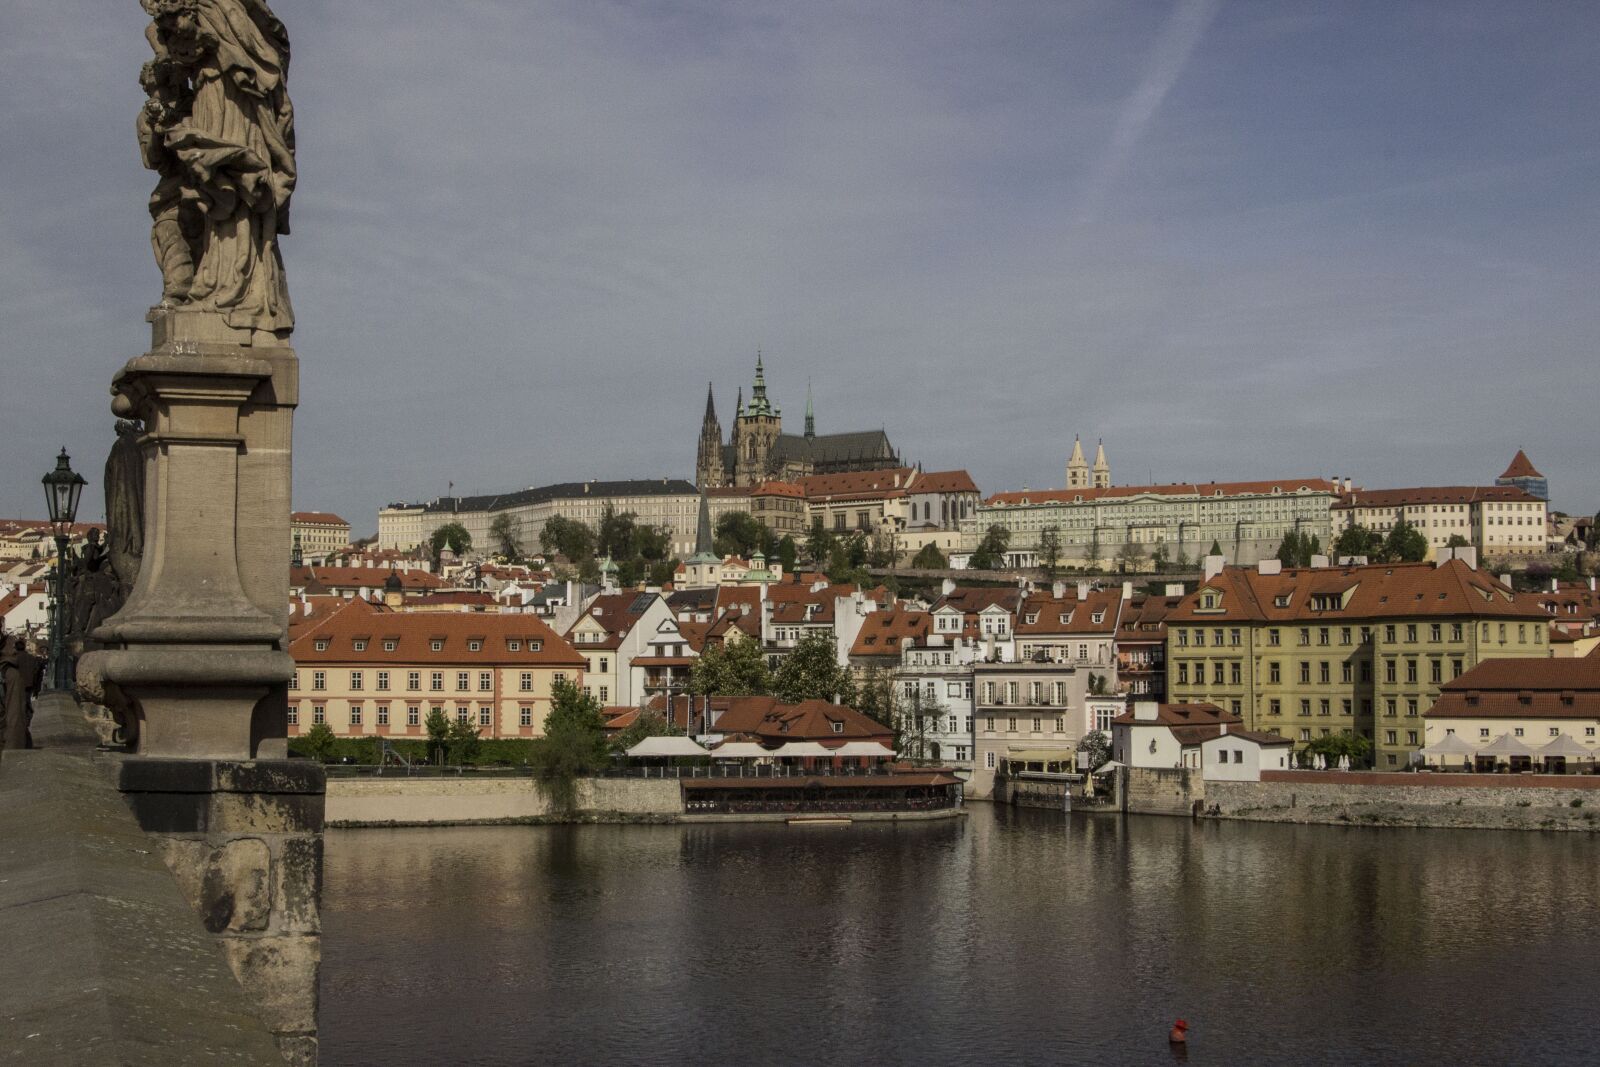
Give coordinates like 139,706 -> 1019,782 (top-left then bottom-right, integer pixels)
1067,434 -> 1089,490
703,381 -> 717,423
747,350 -> 774,416
804,380 -> 815,438
1092,438 -> 1110,489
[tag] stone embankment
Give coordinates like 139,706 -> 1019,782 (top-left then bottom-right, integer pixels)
1205,771 -> 1600,832
326,775 -> 682,827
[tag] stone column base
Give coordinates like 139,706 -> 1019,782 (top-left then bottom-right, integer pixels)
118,757 -> 326,1067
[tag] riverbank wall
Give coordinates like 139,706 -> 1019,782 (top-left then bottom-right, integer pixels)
325,776 -> 683,827
1204,771 -> 1600,831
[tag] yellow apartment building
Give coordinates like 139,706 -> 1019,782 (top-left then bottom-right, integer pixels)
287,598 -> 585,741
1165,558 -> 1549,768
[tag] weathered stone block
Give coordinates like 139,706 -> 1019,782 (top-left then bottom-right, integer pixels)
277,835 -> 323,935
219,935 -> 321,1035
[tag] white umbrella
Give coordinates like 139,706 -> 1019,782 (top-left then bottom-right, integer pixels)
834,741 -> 897,758
626,736 -> 710,758
711,741 -> 770,759
1419,734 -> 1477,758
1478,733 -> 1534,758
1538,734 -> 1591,760
773,741 -> 833,757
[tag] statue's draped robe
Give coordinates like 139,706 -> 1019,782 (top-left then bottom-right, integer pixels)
165,0 -> 295,331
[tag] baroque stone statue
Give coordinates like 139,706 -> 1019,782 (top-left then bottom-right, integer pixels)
138,0 -> 295,334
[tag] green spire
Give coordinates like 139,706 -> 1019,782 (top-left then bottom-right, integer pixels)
747,350 -> 774,416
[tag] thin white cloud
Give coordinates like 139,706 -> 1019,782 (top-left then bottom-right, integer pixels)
1076,0 -> 1222,223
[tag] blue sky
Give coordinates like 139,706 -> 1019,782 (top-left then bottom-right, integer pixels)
2,1 -> 1596,533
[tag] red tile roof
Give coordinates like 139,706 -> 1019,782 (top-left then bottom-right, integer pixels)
289,599 -> 584,667
849,610 -> 932,658
709,697 -> 893,745
291,511 -> 349,526
292,565 -> 444,592
986,479 -> 1338,507
1428,656 -> 1600,720
1333,486 -> 1540,509
911,470 -> 979,494
800,468 -> 916,502
752,481 -> 805,499
1016,589 -> 1123,636
1499,450 -> 1543,480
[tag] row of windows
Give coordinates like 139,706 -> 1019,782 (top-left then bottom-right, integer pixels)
1175,621 -> 1541,649
289,703 -> 539,728
980,680 -> 1071,706
294,670 -> 549,693
981,715 -> 1068,734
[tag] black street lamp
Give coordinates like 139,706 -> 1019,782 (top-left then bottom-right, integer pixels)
42,448 -> 86,691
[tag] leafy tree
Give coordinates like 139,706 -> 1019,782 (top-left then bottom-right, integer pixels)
1445,533 -> 1472,549
648,560 -> 679,586
968,525 -> 1012,570
772,631 -> 856,705
1383,519 -> 1429,563
1556,553 -> 1580,583
775,535 -> 799,573
1117,540 -> 1146,572
1087,672 -> 1109,695
1151,543 -> 1170,573
429,522 -> 472,560
529,680 -> 611,811
689,638 -> 771,697
1174,547 -> 1191,571
867,529 -> 898,569
1077,730 -> 1111,772
1038,526 -> 1063,580
446,718 -> 481,764
1333,524 -> 1383,561
610,710 -> 681,755
852,667 -> 898,730
540,515 -> 595,562
300,722 -> 336,762
843,531 -> 870,568
804,520 -> 836,566
632,524 -> 672,562
910,542 -> 947,569
424,707 -> 452,764
488,513 -> 522,559
1301,730 -> 1373,770
597,505 -> 638,561
714,511 -> 765,558
1207,539 -> 1223,558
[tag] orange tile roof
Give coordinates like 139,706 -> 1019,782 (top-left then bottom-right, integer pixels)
849,610 -> 933,658
1016,589 -> 1123,636
292,565 -> 444,592
1168,560 -> 1547,625
986,479 -> 1338,507
1333,486 -> 1540,509
1499,450 -> 1543,480
291,511 -> 349,526
911,470 -> 979,494
1429,656 -> 1600,720
799,468 -> 916,502
289,600 -> 584,667
709,697 -> 893,745
752,481 -> 805,498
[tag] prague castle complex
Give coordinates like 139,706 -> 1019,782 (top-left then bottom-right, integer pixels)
695,355 -> 900,489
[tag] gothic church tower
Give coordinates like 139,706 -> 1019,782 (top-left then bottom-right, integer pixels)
733,353 -> 782,487
695,382 -> 725,489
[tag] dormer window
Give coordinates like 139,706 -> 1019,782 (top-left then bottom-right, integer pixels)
430,639 -> 444,652
832,722 -> 844,734
353,640 -> 367,651
467,640 -> 482,652
314,640 -> 329,652
383,640 -> 397,652
508,640 -> 521,651
1025,613 -> 1039,625
1091,611 -> 1104,624
530,640 -> 542,652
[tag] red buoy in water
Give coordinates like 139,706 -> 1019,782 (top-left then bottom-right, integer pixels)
1169,1019 -> 1189,1044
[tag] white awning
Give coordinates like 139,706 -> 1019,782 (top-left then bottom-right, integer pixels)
711,742 -> 770,759
1477,733 -> 1534,758
1538,734 -> 1593,759
626,736 -> 710,758
773,742 -> 834,757
1419,734 -> 1478,757
833,742 -> 897,757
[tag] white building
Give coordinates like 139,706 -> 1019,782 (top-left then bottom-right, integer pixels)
1199,730 -> 1295,781
895,633 -> 979,770
1110,700 -> 1242,770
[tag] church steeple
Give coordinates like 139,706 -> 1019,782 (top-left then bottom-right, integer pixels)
695,382 -> 726,489
804,380 -> 815,438
1092,438 -> 1110,489
1067,435 -> 1089,489
747,350 -> 775,417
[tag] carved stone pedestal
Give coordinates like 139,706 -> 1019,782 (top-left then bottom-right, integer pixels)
82,307 -> 298,760
119,756 -> 326,1067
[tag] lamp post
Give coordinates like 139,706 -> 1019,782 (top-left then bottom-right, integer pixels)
42,448 -> 86,691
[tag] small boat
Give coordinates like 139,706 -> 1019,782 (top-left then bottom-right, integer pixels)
787,815 -> 852,827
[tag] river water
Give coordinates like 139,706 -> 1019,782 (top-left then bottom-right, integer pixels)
321,807 -> 1598,1065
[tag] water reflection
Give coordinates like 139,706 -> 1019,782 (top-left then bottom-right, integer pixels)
323,810 -> 1598,1066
